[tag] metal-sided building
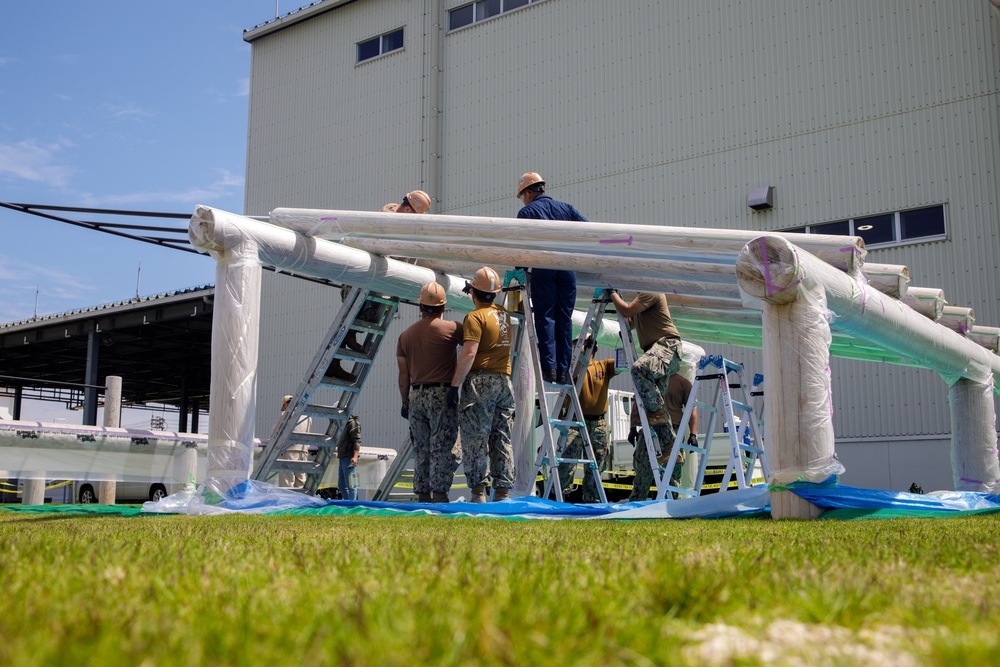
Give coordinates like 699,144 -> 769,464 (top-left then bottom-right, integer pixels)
241,0 -> 1000,492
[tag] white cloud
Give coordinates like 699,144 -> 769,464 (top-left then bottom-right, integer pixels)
0,57 -> 19,66
79,168 -> 244,207
0,139 -> 74,187
237,78 -> 250,97
103,102 -> 155,121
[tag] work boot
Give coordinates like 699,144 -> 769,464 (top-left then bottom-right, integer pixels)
324,364 -> 356,384
556,370 -> 570,386
417,493 -> 432,503
430,492 -> 450,503
493,487 -> 509,501
646,408 -> 670,426
469,486 -> 487,503
542,369 -> 557,383
344,335 -> 369,354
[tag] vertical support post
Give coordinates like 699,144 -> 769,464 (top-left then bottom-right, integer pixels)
948,377 -> 1000,492
178,376 -> 189,433
98,375 -> 122,504
762,302 -> 827,519
83,329 -> 100,426
205,250 -> 262,494
22,477 -> 45,505
190,399 -> 200,434
12,385 -> 22,420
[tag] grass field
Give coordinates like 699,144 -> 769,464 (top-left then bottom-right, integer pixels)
1,510 -> 998,666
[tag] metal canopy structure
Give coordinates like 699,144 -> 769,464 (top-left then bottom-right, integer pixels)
0,286 -> 214,423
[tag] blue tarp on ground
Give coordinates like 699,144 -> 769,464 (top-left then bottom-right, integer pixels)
130,480 -> 1000,519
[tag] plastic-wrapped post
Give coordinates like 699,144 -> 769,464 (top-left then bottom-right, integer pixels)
736,236 -> 840,519
948,378 -> 1000,493
98,375 -> 122,504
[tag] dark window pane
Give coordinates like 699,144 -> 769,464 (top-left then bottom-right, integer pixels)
854,214 -> 895,245
357,38 -> 380,62
449,5 -> 474,30
783,227 -> 807,234
504,0 -> 530,10
900,206 -> 945,240
382,29 -> 404,53
476,0 -> 502,20
811,220 -> 851,236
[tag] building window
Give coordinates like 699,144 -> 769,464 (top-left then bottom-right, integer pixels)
448,0 -> 542,31
780,205 -> 947,248
357,28 -> 404,64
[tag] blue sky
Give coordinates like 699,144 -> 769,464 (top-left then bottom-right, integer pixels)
0,1 -> 289,426
0,1 -> 287,324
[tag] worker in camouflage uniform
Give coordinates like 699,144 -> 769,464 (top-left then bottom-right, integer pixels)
396,281 -> 464,503
337,414 -> 362,500
448,266 -> 516,503
558,335 -> 621,503
609,290 -> 684,501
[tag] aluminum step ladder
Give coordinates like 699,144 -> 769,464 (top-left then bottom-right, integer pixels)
657,355 -> 767,500
505,270 -> 607,503
253,287 -> 399,496
611,302 -> 672,499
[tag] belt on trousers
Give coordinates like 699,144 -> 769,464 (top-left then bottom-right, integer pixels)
583,414 -> 605,422
411,382 -> 449,390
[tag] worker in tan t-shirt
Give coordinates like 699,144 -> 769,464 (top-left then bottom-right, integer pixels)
449,266 -> 515,503
609,290 -> 685,501
396,281 -> 463,503
557,334 -> 621,502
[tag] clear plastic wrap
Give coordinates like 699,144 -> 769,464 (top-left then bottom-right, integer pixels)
948,377 -> 1000,493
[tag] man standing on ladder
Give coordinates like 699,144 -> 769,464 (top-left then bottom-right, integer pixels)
397,282 -> 464,503
516,172 -> 588,384
275,394 -> 313,490
558,335 -> 621,503
609,290 -> 684,501
449,267 -> 516,503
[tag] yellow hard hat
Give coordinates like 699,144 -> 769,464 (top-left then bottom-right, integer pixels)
402,190 -> 431,214
419,281 -> 447,306
517,172 -> 545,197
380,202 -> 399,212
470,266 -> 502,293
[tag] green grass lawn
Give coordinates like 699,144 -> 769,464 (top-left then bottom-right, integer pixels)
1,511 -> 997,666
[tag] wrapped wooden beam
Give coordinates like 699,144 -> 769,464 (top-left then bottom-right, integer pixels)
949,379 -> 1000,493
861,263 -> 909,299
939,306 -> 975,335
969,326 -> 1000,353
269,207 -> 868,274
903,286 -> 946,320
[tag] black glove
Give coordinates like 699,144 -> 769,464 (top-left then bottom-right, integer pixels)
446,386 -> 459,410
400,405 -> 409,420
687,433 -> 698,448
627,426 -> 638,446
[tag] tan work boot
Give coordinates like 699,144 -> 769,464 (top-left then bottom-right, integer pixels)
469,486 -> 487,503
430,492 -> 450,503
646,408 -> 670,426
493,487 -> 509,501
417,493 -> 432,503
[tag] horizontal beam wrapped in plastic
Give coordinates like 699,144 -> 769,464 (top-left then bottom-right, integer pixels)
735,236 -> 1000,388
969,326 -> 1000,353
939,305 -> 975,335
860,262 -> 909,299
902,286 -> 946,320
268,207 -> 867,275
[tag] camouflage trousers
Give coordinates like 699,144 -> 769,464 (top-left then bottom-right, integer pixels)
631,337 -> 682,413
628,423 -> 683,502
558,416 -> 610,503
458,371 -> 516,490
408,386 -> 461,495
278,445 -> 310,489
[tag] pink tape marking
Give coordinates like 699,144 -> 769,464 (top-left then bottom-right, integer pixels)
599,235 -> 633,245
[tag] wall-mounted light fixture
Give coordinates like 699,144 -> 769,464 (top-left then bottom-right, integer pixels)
748,185 -> 775,211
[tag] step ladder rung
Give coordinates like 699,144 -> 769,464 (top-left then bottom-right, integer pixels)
268,460 -> 324,474
302,405 -> 350,420
555,457 -> 599,467
331,350 -> 375,364
549,418 -> 585,430
318,378 -> 362,391
286,432 -> 337,447
349,321 -> 389,335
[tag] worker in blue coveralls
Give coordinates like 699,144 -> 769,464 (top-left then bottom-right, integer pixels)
516,172 -> 588,385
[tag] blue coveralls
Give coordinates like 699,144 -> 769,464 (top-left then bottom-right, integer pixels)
517,194 -> 588,376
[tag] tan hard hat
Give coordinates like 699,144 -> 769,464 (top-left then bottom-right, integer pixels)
419,281 -> 447,306
402,190 -> 431,214
380,202 -> 399,212
470,266 -> 502,293
281,395 -> 294,403
517,172 -> 545,197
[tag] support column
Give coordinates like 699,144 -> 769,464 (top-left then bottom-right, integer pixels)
178,377 -> 190,433
190,399 -> 201,434
205,249 -> 262,494
98,376 -> 122,504
948,378 -> 1000,492
22,478 -> 45,505
12,385 -> 22,420
83,329 -> 100,426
